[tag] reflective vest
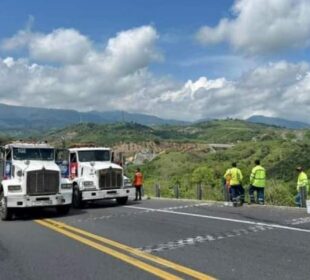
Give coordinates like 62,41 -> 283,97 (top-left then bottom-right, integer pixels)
134,172 -> 143,187
224,167 -> 243,186
297,171 -> 309,192
250,165 -> 266,188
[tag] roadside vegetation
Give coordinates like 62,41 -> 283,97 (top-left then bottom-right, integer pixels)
3,119 -> 310,206
129,141 -> 310,206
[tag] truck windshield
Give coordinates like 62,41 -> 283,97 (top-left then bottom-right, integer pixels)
13,148 -> 55,161
78,150 -> 110,162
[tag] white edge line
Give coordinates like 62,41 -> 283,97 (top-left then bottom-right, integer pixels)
125,206 -> 310,234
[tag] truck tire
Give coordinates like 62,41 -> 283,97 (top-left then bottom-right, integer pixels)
0,192 -> 13,221
72,187 -> 84,209
116,197 -> 128,205
56,205 -> 70,216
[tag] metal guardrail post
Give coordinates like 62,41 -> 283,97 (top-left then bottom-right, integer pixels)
197,184 -> 202,200
155,184 -> 160,197
224,184 -> 230,202
141,186 -> 144,198
174,184 -> 180,199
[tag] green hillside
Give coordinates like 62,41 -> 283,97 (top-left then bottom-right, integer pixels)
2,119 -> 310,206
43,120 -> 310,206
44,119 -> 290,146
133,140 -> 310,206
45,122 -> 157,146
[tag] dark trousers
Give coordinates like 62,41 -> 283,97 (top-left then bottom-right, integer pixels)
295,187 -> 307,207
230,185 -> 244,202
135,185 -> 142,200
249,185 -> 264,204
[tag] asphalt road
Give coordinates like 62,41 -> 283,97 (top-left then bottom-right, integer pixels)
1,198 -> 310,280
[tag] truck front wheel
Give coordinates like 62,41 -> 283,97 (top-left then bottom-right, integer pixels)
116,197 -> 128,205
0,192 -> 13,221
72,187 -> 84,209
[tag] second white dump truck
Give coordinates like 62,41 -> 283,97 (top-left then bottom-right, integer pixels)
65,146 -> 134,208
0,142 -> 72,220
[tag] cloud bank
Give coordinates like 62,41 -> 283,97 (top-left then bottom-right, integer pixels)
1,23 -> 310,122
197,0 -> 310,54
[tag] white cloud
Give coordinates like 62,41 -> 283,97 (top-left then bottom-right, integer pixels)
0,25 -> 164,112
1,25 -> 310,123
197,0 -> 310,54
2,30 -> 33,50
103,26 -> 162,76
2,28 -> 92,64
149,61 -> 310,121
29,29 -> 92,64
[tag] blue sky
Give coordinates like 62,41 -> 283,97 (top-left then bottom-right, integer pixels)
1,0 -> 310,121
0,0 -> 235,80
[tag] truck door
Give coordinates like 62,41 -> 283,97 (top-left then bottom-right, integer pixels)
69,152 -> 78,178
55,149 -> 69,178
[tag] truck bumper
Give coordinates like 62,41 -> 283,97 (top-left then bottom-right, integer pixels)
82,188 -> 135,201
6,193 -> 72,208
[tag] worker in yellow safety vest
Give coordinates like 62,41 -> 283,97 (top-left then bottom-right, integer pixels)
295,167 -> 309,207
224,162 -> 244,206
249,160 -> 266,205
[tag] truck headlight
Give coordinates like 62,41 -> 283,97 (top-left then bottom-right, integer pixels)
61,183 -> 72,189
8,185 -> 22,192
83,181 -> 94,187
123,178 -> 132,187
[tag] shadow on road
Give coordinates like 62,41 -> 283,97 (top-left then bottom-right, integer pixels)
12,207 -> 86,221
11,199 -> 143,221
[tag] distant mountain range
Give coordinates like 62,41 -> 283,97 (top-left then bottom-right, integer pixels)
247,115 -> 310,129
0,103 -> 188,135
1,103 -> 310,136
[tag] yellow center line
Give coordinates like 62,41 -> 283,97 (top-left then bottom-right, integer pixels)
35,219 -> 182,280
41,218 -> 216,280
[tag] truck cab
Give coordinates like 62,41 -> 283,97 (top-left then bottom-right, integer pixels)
66,146 -> 134,208
0,142 -> 72,220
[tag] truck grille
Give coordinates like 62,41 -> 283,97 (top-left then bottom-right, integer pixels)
27,169 -> 59,195
99,168 -> 122,189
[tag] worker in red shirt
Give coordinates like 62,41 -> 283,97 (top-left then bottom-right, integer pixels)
133,168 -> 143,201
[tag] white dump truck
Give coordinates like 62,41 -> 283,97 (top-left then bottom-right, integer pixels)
0,142 -> 72,220
66,146 -> 134,208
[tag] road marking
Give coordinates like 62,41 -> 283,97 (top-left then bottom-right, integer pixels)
138,225 -> 273,253
287,217 -> 310,225
125,206 -> 310,234
71,204 -> 212,223
36,219 -> 216,280
161,203 -> 211,211
72,210 -> 152,223
35,219 -> 182,280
